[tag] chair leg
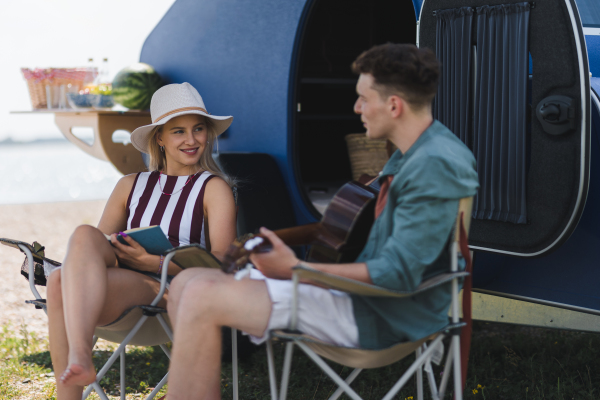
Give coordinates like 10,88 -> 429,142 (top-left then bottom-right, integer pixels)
328,368 -> 363,400
159,343 -> 171,359
438,339 -> 454,398
416,347 -> 424,400
295,341 -> 363,400
232,328 -> 239,400
266,340 -> 278,400
156,314 -> 173,342
121,350 -> 126,400
381,335 -> 445,400
424,361 -> 440,400
452,335 -> 463,400
146,372 -> 169,400
87,382 -> 110,400
83,315 -> 149,399
279,342 -> 295,400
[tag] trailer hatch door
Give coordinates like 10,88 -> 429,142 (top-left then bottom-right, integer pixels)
419,0 -> 591,256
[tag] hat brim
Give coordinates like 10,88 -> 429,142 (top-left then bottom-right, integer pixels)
130,110 -> 233,154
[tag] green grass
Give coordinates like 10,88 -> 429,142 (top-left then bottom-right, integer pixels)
1,321 -> 599,399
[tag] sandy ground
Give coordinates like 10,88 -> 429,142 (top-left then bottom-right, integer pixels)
0,200 -> 106,339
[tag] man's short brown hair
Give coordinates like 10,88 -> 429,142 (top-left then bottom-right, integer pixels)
352,43 -> 440,110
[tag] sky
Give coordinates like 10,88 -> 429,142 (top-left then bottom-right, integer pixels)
0,0 -> 176,142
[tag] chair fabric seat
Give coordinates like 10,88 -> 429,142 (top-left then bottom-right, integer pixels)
95,305 -> 172,347
271,322 -> 465,369
272,329 -> 435,369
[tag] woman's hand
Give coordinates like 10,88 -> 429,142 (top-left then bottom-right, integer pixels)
110,232 -> 157,273
249,227 -> 299,280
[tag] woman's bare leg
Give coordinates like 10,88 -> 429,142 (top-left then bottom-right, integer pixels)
47,224 -> 167,397
47,270 -> 82,400
57,225 -> 117,387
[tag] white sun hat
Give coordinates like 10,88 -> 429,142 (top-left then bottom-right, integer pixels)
130,82 -> 233,154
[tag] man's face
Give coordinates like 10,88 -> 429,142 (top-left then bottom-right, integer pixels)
354,74 -> 394,140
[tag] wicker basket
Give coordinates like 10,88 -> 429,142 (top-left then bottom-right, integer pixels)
21,68 -> 89,109
345,133 -> 390,181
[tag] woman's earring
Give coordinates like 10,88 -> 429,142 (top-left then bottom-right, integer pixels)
160,146 -> 164,152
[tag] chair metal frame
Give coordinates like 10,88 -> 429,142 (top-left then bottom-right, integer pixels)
15,242 -> 240,400
263,197 -> 473,400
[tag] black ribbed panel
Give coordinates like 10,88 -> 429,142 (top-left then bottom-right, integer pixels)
472,3 -> 530,224
433,7 -> 474,147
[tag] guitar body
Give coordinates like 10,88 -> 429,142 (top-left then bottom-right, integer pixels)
307,181 -> 379,263
222,180 -> 380,273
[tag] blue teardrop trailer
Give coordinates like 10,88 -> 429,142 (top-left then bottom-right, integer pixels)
138,0 -> 600,330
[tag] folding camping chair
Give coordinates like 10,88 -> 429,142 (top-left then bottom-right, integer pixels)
263,196 -> 474,400
0,240 -> 241,400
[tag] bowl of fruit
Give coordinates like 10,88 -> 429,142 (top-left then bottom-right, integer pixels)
91,84 -> 114,110
67,84 -> 114,110
67,92 -> 95,109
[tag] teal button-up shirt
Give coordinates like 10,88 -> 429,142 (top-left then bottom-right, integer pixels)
351,120 -> 479,349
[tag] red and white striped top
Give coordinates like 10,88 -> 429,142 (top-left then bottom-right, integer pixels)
125,171 -> 215,248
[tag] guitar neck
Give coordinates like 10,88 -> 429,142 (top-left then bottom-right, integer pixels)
273,223 -> 322,247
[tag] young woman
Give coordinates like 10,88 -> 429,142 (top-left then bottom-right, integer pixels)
46,82 -> 237,399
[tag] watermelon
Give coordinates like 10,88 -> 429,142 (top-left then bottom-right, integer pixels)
112,63 -> 163,110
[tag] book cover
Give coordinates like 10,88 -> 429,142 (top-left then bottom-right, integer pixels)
105,226 -> 221,269
105,226 -> 173,255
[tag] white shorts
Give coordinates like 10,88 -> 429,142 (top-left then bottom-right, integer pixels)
246,269 -> 359,348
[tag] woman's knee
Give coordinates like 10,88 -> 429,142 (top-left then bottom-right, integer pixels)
66,224 -> 115,266
46,269 -> 63,305
68,224 -> 103,246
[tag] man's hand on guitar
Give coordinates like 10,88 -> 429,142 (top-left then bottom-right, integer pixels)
250,227 -> 299,280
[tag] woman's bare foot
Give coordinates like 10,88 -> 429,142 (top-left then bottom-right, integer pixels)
59,362 -> 96,387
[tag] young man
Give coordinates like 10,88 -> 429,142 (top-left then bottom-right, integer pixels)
165,43 -> 479,399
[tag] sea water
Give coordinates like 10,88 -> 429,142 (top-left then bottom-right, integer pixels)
0,140 -> 123,205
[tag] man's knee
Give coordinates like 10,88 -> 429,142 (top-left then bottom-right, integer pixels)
175,272 -> 229,321
169,269 -> 218,315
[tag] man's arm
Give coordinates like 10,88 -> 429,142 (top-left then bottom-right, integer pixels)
249,227 -> 373,284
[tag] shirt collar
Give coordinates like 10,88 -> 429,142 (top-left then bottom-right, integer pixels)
380,120 -> 442,179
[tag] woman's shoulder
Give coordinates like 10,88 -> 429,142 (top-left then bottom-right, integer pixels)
203,174 -> 235,205
204,174 -> 232,192
112,172 -> 147,198
118,172 -> 142,188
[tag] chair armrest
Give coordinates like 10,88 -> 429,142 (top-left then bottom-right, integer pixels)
150,244 -> 222,306
292,265 -> 468,298
0,237 -> 35,254
163,244 -> 221,270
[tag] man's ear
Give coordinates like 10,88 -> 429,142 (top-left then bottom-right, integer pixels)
388,95 -> 403,118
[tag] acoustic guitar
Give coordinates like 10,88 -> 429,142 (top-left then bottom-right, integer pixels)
222,179 -> 380,273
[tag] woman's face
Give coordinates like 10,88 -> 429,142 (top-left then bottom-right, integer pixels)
157,114 -> 208,173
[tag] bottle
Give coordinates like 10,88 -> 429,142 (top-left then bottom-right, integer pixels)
96,58 -> 112,95
82,58 -> 97,94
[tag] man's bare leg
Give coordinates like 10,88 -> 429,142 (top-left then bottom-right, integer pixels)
166,268 -> 272,400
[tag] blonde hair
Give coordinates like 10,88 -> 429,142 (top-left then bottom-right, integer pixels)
146,117 -> 235,187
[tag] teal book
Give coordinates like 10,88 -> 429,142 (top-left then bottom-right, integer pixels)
105,225 -> 173,255
105,226 -> 221,269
